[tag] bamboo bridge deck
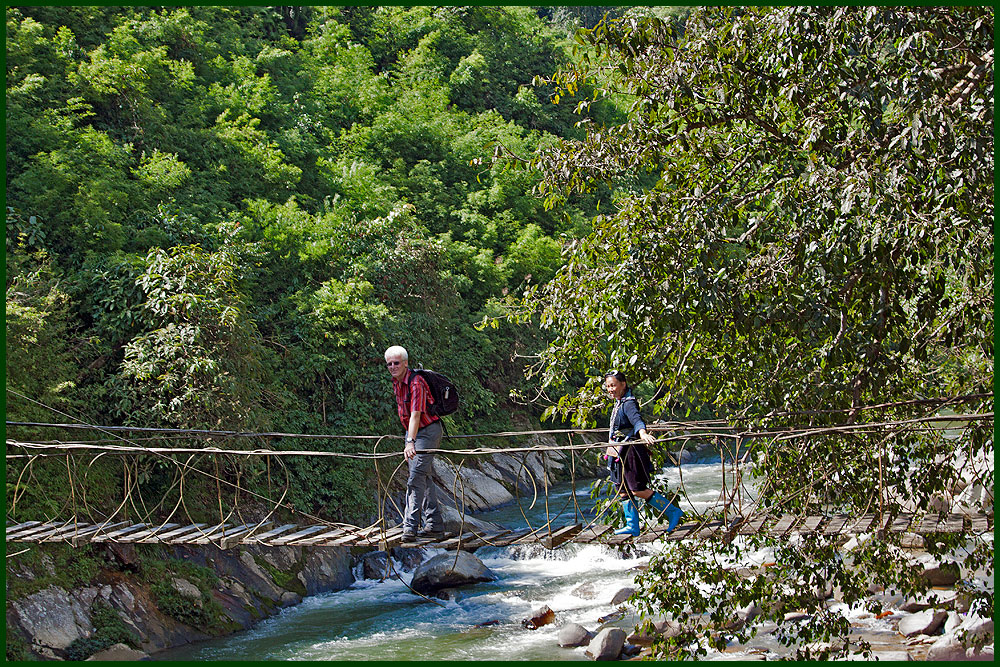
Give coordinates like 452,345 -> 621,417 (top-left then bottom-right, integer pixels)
6,512 -> 991,552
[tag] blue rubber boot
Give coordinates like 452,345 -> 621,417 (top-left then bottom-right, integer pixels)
614,499 -> 640,536
646,492 -> 684,532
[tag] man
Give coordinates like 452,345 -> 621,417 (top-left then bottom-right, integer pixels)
385,345 -> 443,539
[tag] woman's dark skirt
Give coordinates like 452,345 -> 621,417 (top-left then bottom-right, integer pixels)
609,442 -> 652,493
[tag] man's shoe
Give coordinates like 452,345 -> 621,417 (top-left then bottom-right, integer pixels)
401,531 -> 417,540
417,528 -> 444,538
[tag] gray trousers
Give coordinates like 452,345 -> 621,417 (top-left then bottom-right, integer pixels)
404,420 -> 443,533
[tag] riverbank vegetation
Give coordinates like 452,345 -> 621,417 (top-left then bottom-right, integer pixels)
498,6 -> 993,659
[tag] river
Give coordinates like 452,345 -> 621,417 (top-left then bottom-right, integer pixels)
155,460 -> 753,660
152,457 -> 984,661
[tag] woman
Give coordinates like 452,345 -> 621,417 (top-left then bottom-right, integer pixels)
603,370 -> 683,536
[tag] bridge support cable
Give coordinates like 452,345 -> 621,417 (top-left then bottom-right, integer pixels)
5,389 -> 994,552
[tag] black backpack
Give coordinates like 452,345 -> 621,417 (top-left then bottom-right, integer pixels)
408,368 -> 459,417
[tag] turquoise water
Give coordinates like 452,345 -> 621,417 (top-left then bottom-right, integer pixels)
154,461 -> 745,661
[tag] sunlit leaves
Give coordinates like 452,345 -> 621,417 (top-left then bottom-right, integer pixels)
516,6 -> 992,422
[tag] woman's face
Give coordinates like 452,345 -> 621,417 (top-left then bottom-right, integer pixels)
604,376 -> 626,400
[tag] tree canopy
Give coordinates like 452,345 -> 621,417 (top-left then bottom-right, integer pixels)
513,5 -> 992,423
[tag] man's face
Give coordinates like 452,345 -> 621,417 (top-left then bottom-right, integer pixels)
385,354 -> 408,381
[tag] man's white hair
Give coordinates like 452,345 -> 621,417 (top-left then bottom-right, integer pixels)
384,345 -> 408,361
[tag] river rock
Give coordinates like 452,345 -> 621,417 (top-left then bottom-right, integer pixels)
610,586 -> 635,606
898,609 -> 948,637
171,577 -> 202,605
738,602 -> 762,624
572,582 -> 598,599
943,611 -> 962,634
559,622 -> 594,647
9,585 -> 92,650
258,545 -> 300,573
362,551 -> 390,580
523,605 -> 555,629
279,591 -> 302,607
436,588 -> 460,601
432,459 -> 515,511
84,643 -> 149,661
910,554 -> 961,586
585,627 -> 627,661
436,500 -> 502,534
653,618 -> 684,638
409,551 -> 496,595
621,642 -> 641,657
783,611 -> 811,623
300,546 -> 354,595
675,449 -> 696,465
626,629 -> 653,647
926,614 -> 995,662
234,549 -> 286,601
899,596 -> 932,613
391,546 -> 425,571
902,589 -> 959,613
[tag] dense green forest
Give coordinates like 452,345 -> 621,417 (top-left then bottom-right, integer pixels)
6,5 -> 670,522
6,6 -> 993,660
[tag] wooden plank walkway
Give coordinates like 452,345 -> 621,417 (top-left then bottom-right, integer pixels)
6,512 -> 991,551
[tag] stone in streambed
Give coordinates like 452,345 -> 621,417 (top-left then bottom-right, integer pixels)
559,622 -> 594,647
898,609 -> 948,637
925,612 -> 994,660
84,643 -> 149,661
522,605 -> 555,630
609,586 -> 635,606
362,551 -> 390,580
409,551 -> 496,595
585,627 -> 627,661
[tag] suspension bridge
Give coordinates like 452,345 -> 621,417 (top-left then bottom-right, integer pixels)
5,510 -> 992,552
6,392 -> 994,555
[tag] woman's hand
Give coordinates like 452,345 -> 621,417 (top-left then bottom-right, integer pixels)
638,429 -> 656,447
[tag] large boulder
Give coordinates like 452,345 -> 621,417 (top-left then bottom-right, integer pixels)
409,551 -> 496,595
9,586 -> 92,651
898,609 -> 948,637
299,546 -> 354,595
585,627 -> 627,661
433,459 -> 514,511
435,501 -> 503,534
910,554 -> 961,587
925,612 -> 994,660
391,546 -> 425,572
361,551 -> 390,580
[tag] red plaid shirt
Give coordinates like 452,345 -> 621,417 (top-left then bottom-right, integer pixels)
392,370 -> 438,430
